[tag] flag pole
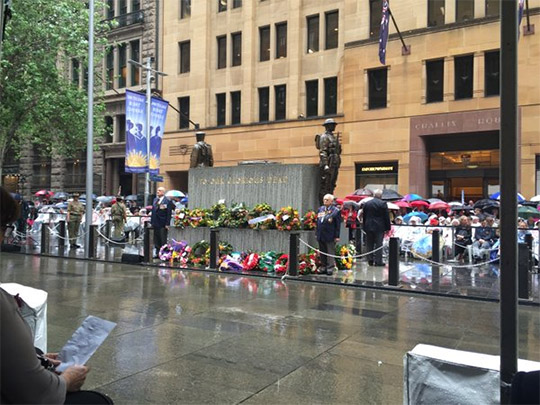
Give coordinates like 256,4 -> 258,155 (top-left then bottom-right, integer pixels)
388,7 -> 410,54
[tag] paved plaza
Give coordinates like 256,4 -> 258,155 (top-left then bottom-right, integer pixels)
1,252 -> 539,404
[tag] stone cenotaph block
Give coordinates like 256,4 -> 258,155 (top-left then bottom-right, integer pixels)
188,163 -> 319,214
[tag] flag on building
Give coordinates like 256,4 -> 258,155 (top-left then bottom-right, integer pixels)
379,0 -> 390,65
518,0 -> 524,37
125,90 -> 148,173
148,97 -> 169,175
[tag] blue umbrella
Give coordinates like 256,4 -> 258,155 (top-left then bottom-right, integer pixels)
55,202 -> 68,209
165,190 -> 186,198
403,211 -> 428,224
489,191 -> 525,202
403,193 -> 423,202
80,193 -> 97,201
10,192 -> 22,201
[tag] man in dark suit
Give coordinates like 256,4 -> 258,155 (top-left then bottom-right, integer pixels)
362,189 -> 391,266
151,187 -> 174,258
316,194 -> 342,276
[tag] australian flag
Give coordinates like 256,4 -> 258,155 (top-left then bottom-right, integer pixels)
518,0 -> 524,37
378,0 -> 390,65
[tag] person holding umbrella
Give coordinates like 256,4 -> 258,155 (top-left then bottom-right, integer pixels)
67,193 -> 84,248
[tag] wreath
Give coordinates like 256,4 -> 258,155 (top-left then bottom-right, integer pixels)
248,203 -> 276,230
275,206 -> 301,231
189,240 -> 210,267
298,249 -> 320,275
187,208 -> 209,228
219,254 -> 244,272
242,253 -> 260,271
173,208 -> 189,228
208,203 -> 229,228
259,251 -> 279,272
335,243 -> 357,270
274,254 -> 289,273
158,239 -> 189,263
301,210 -> 317,230
223,202 -> 249,228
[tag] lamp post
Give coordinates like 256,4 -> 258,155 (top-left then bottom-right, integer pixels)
84,0 -> 94,258
127,57 -> 167,207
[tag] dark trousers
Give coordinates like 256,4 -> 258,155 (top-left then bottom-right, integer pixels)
365,230 -> 384,265
154,227 -> 168,253
65,391 -> 113,404
318,240 -> 335,269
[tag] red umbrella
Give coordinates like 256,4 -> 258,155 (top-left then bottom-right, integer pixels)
396,200 -> 411,208
34,190 -> 53,198
429,201 -> 450,210
410,200 -> 429,208
345,194 -> 370,202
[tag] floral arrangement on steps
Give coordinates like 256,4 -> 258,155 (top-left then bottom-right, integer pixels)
298,249 -> 320,275
273,254 -> 289,273
248,203 -> 276,230
301,210 -> 317,230
275,206 -> 301,231
223,203 -> 249,228
335,243 -> 357,270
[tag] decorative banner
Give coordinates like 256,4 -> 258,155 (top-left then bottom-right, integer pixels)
125,90 -> 148,173
149,97 -> 170,175
378,0 -> 389,65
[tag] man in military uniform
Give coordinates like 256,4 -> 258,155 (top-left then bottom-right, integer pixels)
110,196 -> 127,241
190,131 -> 214,168
315,118 -> 342,203
67,193 -> 84,248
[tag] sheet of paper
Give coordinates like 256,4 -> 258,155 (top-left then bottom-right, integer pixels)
56,316 -> 116,372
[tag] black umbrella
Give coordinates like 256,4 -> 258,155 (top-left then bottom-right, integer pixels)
450,204 -> 472,211
352,188 -> 373,197
380,188 -> 403,201
473,199 -> 499,209
52,191 -> 69,200
520,200 -> 540,208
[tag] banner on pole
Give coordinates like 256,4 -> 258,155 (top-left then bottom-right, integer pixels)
149,97 -> 169,175
125,90 -> 148,173
378,0 -> 390,65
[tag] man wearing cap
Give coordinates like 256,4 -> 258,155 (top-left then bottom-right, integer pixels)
315,119 -> 342,203
190,131 -> 214,168
110,196 -> 127,241
67,193 -> 84,248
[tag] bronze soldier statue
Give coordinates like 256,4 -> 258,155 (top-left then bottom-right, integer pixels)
190,131 -> 214,168
315,119 -> 342,203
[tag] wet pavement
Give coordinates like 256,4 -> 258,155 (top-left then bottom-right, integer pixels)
1,252 -> 539,404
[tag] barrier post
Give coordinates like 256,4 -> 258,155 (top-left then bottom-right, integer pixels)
105,219 -> 112,239
289,232 -> 299,276
432,230 -> 440,290
210,229 -> 219,270
88,224 -> 97,258
518,243 -> 530,299
40,223 -> 49,255
58,220 -> 66,251
355,228 -> 363,254
143,224 -> 152,262
388,237 -> 399,286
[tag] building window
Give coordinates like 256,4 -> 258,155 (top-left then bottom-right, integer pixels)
130,40 -> 140,86
107,0 -> 114,19
216,93 -> 226,126
454,54 -> 473,100
306,80 -> 318,118
71,59 -> 80,86
104,116 -> 113,143
456,0 -> 474,22
217,35 -> 227,69
231,91 -> 241,124
106,48 -> 114,90
258,87 -> 269,122
486,0 -> 500,17
179,40 -> 191,73
428,0 -> 445,27
426,59 -> 444,103
275,84 -> 286,120
82,66 -> 88,91
324,77 -> 337,115
132,0 -> 140,12
218,0 -> 227,12
325,10 -> 338,49
118,43 -> 127,88
370,0 -> 383,38
259,26 -> 270,62
119,0 -> 127,15
233,0 -> 242,8
368,68 -> 388,109
307,15 -> 319,53
276,22 -> 287,59
231,32 -> 242,67
180,0 -> 191,18
484,50 -> 500,97
178,96 -> 190,129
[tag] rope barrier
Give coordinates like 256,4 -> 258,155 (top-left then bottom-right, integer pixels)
298,237 -> 383,259
407,249 -> 500,269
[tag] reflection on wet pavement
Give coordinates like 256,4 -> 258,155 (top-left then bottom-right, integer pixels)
1,253 -> 539,404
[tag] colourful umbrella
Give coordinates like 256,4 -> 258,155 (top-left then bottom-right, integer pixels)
489,191 -> 525,202
403,212 -> 428,223
345,194 -> 369,202
403,193 -> 423,202
429,201 -> 449,210
410,200 -> 429,208
34,189 -> 53,198
517,206 -> 540,219
395,201 -> 411,208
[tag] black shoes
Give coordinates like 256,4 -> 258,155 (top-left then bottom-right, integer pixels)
368,260 -> 384,266
70,244 -> 80,249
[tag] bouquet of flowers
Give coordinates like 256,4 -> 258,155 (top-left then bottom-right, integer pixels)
223,202 -> 249,228
274,254 -> 289,273
275,206 -> 301,231
158,239 -> 189,263
187,208 -> 209,228
301,210 -> 317,230
298,249 -> 320,275
189,240 -> 210,267
248,203 -> 276,230
242,252 -> 260,271
219,254 -> 244,272
335,243 -> 357,270
208,203 -> 229,228
259,251 -> 279,272
173,208 -> 190,228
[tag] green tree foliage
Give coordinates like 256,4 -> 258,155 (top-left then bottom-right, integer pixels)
0,0 -> 109,180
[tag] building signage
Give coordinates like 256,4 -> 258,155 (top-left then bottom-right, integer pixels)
356,162 -> 397,174
410,109 -> 502,136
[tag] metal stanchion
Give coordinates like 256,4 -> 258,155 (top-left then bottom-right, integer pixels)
355,228 -> 363,255
40,223 -> 49,255
88,224 -> 97,258
58,220 -> 66,251
210,229 -> 219,270
105,219 -> 112,239
432,230 -> 440,290
518,243 -> 530,299
289,233 -> 299,276
143,224 -> 152,262
388,237 -> 399,286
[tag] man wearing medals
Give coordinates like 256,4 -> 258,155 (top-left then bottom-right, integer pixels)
316,194 -> 342,275
151,187 -> 174,258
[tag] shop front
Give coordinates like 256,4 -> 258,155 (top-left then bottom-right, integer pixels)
355,161 -> 398,191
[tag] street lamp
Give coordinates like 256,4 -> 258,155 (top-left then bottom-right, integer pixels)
127,57 -> 167,207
